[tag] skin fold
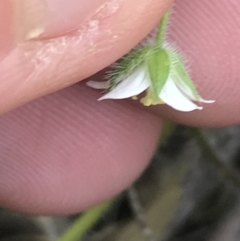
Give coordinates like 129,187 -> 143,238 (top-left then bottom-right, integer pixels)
0,0 -> 240,214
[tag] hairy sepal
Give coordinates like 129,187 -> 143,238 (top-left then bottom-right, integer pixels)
107,46 -> 156,91
147,48 -> 170,96
170,51 -> 200,100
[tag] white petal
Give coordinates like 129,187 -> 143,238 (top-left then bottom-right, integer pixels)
174,76 -> 197,99
99,66 -> 150,100
173,74 -> 215,103
86,81 -> 109,90
198,97 -> 215,104
160,78 -> 203,112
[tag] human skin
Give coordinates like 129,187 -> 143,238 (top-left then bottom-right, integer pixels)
0,0 -> 239,214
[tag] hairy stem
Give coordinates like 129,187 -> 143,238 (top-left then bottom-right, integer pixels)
155,10 -> 170,46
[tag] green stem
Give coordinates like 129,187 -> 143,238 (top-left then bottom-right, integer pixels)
159,121 -> 176,145
128,186 -> 156,241
58,199 -> 113,241
191,128 -> 240,188
155,10 -> 170,46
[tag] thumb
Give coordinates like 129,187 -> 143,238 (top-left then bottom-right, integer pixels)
0,0 -> 172,114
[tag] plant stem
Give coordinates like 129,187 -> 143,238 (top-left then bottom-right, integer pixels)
128,186 -> 156,241
191,127 -> 240,188
159,121 -> 176,145
58,199 -> 113,241
155,10 -> 170,46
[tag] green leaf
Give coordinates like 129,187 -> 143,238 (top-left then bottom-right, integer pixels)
170,51 -> 199,100
147,48 -> 170,95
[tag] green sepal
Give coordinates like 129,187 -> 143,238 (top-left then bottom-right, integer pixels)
108,46 -> 156,91
147,48 -> 170,96
170,51 -> 199,100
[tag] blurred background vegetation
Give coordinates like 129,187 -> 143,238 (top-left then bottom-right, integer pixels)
2,124 -> 240,241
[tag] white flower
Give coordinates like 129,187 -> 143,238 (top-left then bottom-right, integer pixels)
86,9 -> 215,112
87,64 -> 214,112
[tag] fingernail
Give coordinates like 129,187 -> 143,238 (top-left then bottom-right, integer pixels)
12,0 -> 109,40
0,0 -> 108,62
11,0 -> 48,41
42,0 -> 108,38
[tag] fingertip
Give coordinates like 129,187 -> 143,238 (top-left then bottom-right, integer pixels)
0,2 -> 15,62
0,0 -> 173,114
0,83 -> 162,214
